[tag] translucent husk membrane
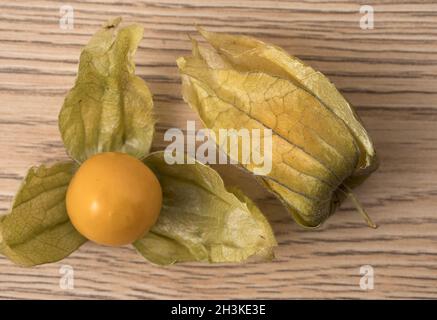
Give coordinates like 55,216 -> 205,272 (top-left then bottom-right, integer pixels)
177,28 -> 379,228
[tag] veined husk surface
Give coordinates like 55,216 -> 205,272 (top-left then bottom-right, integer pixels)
177,29 -> 378,228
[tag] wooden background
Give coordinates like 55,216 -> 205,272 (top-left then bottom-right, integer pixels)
0,0 -> 436,299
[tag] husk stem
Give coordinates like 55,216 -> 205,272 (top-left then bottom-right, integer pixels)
340,184 -> 377,229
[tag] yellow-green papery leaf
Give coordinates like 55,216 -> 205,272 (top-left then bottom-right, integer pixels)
197,28 -> 378,176
133,151 -> 276,265
59,17 -> 155,163
0,162 -> 86,267
177,30 -> 378,228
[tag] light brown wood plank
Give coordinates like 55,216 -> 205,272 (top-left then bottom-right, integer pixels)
0,0 -> 436,299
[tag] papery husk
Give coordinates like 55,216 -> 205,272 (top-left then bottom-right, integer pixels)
134,152 -> 276,265
177,29 -> 379,228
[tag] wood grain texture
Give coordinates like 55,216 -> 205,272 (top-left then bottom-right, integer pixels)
1,0 -> 436,299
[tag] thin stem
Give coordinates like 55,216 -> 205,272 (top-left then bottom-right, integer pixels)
348,192 -> 377,229
339,184 -> 377,229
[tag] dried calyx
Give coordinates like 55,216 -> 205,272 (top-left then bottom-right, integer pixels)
177,28 -> 379,228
